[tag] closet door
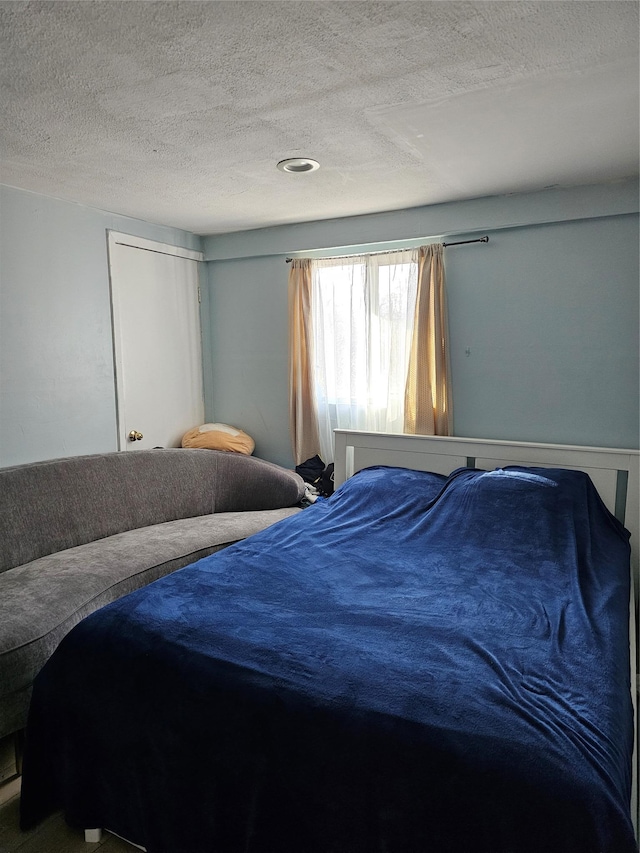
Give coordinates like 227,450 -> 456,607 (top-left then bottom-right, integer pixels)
108,232 -> 205,450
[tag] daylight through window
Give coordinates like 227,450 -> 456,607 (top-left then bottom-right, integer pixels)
311,249 -> 419,463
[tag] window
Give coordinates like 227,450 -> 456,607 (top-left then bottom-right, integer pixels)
311,250 -> 419,463
288,244 -> 450,466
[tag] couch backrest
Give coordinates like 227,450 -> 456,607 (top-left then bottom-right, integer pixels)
0,449 -> 304,573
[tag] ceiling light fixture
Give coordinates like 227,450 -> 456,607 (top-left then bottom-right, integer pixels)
277,157 -> 320,173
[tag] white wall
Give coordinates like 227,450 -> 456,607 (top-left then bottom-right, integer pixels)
0,185 -> 202,467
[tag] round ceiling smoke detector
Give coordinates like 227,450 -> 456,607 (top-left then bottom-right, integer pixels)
276,158 -> 320,173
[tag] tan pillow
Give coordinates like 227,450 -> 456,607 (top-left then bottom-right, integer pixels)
181,423 -> 255,455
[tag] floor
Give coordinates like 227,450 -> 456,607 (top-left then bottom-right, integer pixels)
0,736 -> 135,853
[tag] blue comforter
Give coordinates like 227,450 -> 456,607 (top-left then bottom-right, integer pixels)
20,466 -> 635,852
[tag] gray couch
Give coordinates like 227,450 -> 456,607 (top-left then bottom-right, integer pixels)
0,449 -> 305,742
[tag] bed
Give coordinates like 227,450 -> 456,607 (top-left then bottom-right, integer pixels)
19,432 -> 639,853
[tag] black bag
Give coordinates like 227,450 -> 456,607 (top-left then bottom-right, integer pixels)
319,463 -> 334,497
295,455 -> 325,486
296,456 -> 334,497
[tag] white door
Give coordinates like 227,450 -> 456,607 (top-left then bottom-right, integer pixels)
108,232 -> 205,450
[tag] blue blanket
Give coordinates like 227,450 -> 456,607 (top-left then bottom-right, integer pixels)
20,466 -> 635,852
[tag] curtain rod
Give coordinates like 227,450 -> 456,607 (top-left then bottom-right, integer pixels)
285,235 -> 489,262
442,236 -> 489,247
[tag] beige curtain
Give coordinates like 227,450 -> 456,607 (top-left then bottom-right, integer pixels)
288,259 -> 321,465
403,244 -> 452,435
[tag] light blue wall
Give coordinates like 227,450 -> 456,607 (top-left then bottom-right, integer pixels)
206,254 -> 292,464
445,215 -> 639,447
2,181 -> 637,471
205,181 -> 639,468
0,185 -> 202,467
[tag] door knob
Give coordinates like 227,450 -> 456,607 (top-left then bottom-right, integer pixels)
128,430 -> 143,442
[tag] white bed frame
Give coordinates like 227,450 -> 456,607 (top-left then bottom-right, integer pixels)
335,429 -> 640,840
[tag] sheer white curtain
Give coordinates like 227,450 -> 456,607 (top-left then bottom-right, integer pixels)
311,250 -> 419,463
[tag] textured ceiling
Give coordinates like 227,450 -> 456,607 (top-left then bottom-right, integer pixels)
1,0 -> 638,235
